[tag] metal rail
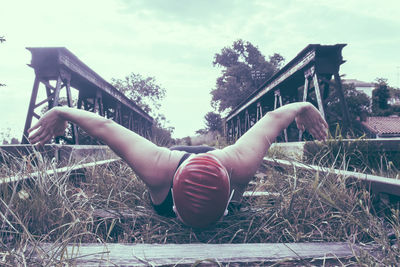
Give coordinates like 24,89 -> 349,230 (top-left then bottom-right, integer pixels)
263,157 -> 400,197
1,144 -> 120,185
225,44 -> 349,143
0,158 -> 120,185
21,47 -> 153,144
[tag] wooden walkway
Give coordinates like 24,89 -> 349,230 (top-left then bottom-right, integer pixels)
36,242 -> 361,266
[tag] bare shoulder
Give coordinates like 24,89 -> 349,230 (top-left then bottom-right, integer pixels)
209,145 -> 261,186
147,148 -> 186,187
208,148 -> 237,178
165,149 -> 187,173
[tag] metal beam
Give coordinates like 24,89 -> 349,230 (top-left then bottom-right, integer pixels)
225,44 -> 347,143
23,47 -> 153,143
27,47 -> 152,123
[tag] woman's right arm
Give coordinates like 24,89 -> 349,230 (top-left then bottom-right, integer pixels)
211,102 -> 328,184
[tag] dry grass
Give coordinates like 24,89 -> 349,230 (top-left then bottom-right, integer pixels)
0,146 -> 399,266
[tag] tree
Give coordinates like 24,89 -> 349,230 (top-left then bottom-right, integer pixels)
112,73 -> 174,146
112,73 -> 166,115
324,83 -> 371,136
372,78 -> 391,114
204,112 -> 223,134
196,112 -> 223,136
211,39 -> 284,113
0,127 -> 19,144
10,137 -> 19,144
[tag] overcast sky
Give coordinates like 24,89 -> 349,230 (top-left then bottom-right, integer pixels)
1,0 -> 399,140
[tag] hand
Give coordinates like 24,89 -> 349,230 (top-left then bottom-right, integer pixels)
295,103 -> 328,141
28,107 -> 68,146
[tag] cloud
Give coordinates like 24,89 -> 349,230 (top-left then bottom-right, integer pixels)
118,0 -> 254,25
1,0 -> 399,139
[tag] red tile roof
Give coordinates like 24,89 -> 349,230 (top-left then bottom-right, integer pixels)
362,116 -> 400,136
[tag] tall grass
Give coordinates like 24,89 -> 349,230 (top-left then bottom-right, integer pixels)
0,145 -> 399,265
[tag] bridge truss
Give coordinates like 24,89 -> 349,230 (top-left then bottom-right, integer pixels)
21,47 -> 153,144
225,44 -> 350,143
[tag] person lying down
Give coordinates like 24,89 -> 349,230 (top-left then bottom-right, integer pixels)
28,102 -> 328,228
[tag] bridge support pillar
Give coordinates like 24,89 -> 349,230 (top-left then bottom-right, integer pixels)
21,72 -> 76,144
274,90 -> 288,142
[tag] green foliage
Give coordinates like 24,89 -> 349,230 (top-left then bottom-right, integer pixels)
371,78 -> 400,116
2,149 -> 399,265
211,39 -> 284,113
0,128 -> 19,145
151,124 -> 174,147
195,128 -> 208,135
303,139 -> 400,175
325,83 -> 371,137
372,78 -> 391,113
191,131 -> 226,148
112,73 -> 166,115
194,112 -> 224,146
204,112 -> 223,134
112,73 -> 174,145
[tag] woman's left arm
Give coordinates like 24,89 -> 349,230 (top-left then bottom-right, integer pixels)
28,106 -> 181,187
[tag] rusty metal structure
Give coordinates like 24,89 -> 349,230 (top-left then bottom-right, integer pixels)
225,44 -> 349,143
21,47 -> 153,144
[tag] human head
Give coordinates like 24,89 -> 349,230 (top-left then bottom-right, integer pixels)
172,153 -> 230,228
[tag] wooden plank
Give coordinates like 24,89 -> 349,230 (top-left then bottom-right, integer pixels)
36,242 -> 360,266
263,157 -> 400,196
0,158 -> 120,185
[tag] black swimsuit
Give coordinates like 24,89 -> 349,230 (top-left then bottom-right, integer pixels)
151,146 -> 216,217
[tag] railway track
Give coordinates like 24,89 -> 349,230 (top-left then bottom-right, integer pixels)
1,144 -> 397,265
263,157 -> 400,197
0,158 -> 120,185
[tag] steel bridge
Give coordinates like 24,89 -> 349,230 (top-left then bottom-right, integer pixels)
225,44 -> 349,143
21,47 -> 153,145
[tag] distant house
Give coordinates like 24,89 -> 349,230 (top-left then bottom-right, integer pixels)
361,116 -> 400,138
343,79 -> 400,106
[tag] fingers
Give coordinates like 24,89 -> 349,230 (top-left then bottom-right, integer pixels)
319,116 -> 328,129
302,116 -> 327,141
31,132 -> 52,146
296,122 -> 305,132
39,133 -> 53,146
310,123 -> 328,141
27,121 -> 40,133
28,126 -> 43,142
29,126 -> 52,145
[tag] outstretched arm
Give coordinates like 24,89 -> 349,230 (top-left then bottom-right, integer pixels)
211,102 -> 328,184
28,107 -> 181,187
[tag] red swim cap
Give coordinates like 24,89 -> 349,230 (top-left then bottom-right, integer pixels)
172,153 -> 230,228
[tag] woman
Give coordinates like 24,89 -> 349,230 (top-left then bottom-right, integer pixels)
28,102 -> 328,228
